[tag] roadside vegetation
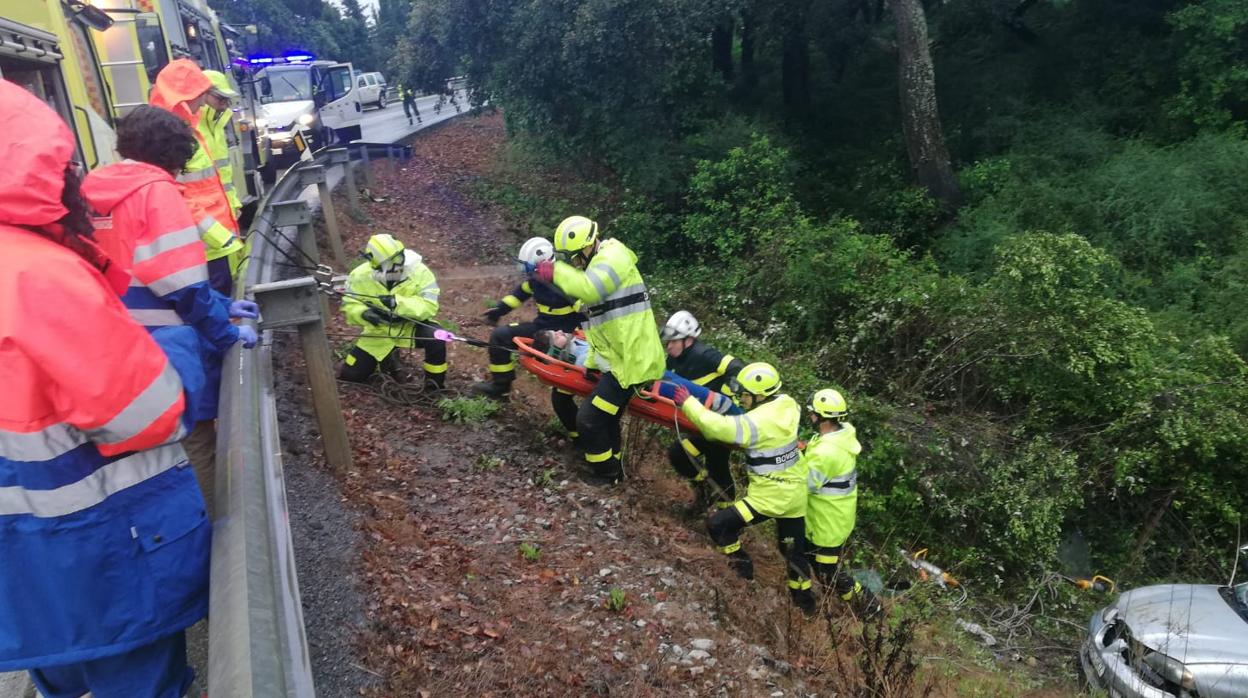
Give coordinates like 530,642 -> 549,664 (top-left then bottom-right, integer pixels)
396,0 -> 1248,591
254,0 -> 1248,692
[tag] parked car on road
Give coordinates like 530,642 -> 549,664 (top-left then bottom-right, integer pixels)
356,71 -> 387,109
1082,555 -> 1248,698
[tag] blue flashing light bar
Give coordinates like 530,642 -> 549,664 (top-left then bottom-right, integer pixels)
246,53 -> 315,66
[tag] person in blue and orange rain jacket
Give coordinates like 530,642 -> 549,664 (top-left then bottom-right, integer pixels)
83,105 -> 259,515
149,58 -> 244,295
0,78 -> 209,698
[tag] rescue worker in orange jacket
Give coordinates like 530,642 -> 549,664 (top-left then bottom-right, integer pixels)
0,78 -> 208,698
83,105 -> 259,514
150,59 -> 244,295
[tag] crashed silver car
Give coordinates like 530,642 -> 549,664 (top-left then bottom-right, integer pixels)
1082,580 -> 1248,697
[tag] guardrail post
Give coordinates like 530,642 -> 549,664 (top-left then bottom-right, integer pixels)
359,145 -> 376,190
299,165 -> 347,269
252,276 -> 353,473
387,146 -> 399,176
270,200 -> 330,321
328,147 -> 363,221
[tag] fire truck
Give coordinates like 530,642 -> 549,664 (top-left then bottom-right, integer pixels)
2,0 -> 262,209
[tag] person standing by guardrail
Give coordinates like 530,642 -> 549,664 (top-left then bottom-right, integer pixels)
83,105 -> 260,516
0,79 -> 210,698
150,59 -> 245,296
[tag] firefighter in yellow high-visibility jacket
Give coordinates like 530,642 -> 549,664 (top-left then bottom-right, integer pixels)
670,363 -> 815,615
802,388 -> 879,615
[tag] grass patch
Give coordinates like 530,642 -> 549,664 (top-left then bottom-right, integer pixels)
605,587 -> 628,613
519,542 -> 541,562
438,396 -> 501,424
474,454 -> 504,471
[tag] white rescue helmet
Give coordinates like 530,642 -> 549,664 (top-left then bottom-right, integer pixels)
661,310 -> 702,342
517,237 -> 555,271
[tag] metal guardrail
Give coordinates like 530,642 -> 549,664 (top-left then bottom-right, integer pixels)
208,141 -> 412,698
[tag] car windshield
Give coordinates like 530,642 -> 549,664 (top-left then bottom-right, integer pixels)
260,68 -> 312,103
1236,582 -> 1248,609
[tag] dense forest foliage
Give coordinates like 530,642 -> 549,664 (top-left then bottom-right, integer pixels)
245,0 -> 1248,588
215,0 -> 379,73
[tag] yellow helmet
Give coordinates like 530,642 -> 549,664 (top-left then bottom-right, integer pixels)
807,388 -> 848,419
203,70 -> 239,98
729,362 -> 782,398
363,233 -> 405,269
553,215 -> 599,254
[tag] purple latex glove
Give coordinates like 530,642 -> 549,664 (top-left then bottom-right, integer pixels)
237,325 -> 259,348
229,300 -> 260,319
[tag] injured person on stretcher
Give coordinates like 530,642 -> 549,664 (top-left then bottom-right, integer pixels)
530,329 -> 742,416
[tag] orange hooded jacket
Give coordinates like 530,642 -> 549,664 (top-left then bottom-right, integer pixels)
149,59 -> 243,270
0,78 -> 208,669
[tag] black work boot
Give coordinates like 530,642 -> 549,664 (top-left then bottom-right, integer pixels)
852,587 -> 883,619
579,455 -> 623,487
727,550 -> 754,581
424,371 -> 446,392
791,587 -> 817,617
469,378 -> 512,401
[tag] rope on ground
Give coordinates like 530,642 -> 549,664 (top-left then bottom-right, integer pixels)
338,373 -> 461,408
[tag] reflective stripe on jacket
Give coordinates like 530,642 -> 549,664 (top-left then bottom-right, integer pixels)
680,393 -> 806,518
803,424 -> 861,548
178,140 -> 242,262
83,160 -> 239,421
494,279 -> 584,331
0,224 -> 207,670
341,251 -> 440,361
666,340 -> 745,393
551,238 -> 664,387
198,106 -> 241,215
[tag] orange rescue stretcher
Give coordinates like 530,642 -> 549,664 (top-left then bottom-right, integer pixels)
514,336 -> 701,433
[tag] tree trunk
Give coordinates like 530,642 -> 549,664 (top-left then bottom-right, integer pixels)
712,16 -> 735,82
740,7 -> 756,92
1122,486 -> 1178,578
891,0 -> 962,209
780,0 -> 811,112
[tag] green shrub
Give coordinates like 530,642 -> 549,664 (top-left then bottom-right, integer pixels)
983,232 -> 1156,421
438,396 -> 502,424
966,439 -> 1084,572
679,133 -> 805,262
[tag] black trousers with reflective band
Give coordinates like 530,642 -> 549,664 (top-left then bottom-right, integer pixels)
668,435 -> 736,501
486,321 -> 537,379
808,542 -> 862,600
551,388 -> 579,435
338,324 -> 447,382
708,500 -> 811,587
576,371 -> 634,475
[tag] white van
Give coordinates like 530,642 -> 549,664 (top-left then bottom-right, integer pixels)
255,58 -> 362,175
355,71 -> 387,109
